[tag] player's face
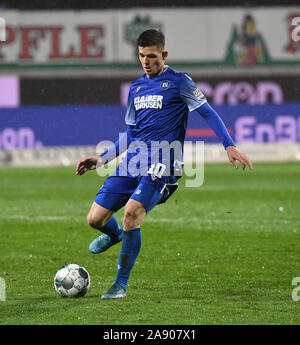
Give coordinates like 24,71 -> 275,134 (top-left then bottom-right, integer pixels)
138,46 -> 168,78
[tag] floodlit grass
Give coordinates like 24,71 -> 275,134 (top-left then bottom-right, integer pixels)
0,162 -> 300,325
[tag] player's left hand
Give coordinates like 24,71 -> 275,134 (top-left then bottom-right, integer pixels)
225,146 -> 253,170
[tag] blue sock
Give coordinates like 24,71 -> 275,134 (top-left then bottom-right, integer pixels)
114,228 -> 141,290
99,216 -> 123,243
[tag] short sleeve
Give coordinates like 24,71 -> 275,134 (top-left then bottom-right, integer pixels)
179,73 -> 207,112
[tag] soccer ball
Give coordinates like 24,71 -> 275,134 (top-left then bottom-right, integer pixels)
54,264 -> 90,298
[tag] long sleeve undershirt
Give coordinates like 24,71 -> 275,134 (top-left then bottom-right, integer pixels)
195,102 -> 235,149
100,126 -> 133,164
100,103 -> 235,164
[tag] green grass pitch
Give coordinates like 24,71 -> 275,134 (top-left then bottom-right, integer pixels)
0,161 -> 300,325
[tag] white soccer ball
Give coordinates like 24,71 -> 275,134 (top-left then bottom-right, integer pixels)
54,264 -> 90,298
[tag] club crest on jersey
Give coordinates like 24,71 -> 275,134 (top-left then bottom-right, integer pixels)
134,95 -> 163,110
160,80 -> 170,90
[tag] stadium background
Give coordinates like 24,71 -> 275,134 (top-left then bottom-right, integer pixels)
0,0 -> 300,165
1,0 -> 300,328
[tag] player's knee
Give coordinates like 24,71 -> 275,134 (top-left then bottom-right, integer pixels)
123,217 -> 136,231
86,214 -> 106,229
123,206 -> 143,230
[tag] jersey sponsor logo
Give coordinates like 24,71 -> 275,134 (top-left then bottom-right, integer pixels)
160,80 -> 170,90
134,95 -> 163,110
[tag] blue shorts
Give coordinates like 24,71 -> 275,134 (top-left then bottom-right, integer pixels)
95,175 -> 178,214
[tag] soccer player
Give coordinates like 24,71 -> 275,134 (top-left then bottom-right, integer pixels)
76,29 -> 252,300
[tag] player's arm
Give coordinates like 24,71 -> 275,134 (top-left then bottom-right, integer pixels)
99,125 -> 133,165
76,126 -> 133,176
180,73 -> 252,170
195,103 -> 253,170
100,87 -> 136,165
76,86 -> 136,176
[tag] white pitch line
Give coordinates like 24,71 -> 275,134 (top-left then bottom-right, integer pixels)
0,215 -> 82,221
0,215 -> 299,226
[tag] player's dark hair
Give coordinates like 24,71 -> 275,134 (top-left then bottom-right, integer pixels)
137,29 -> 165,50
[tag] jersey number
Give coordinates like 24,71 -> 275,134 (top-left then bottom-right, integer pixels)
147,163 -> 166,179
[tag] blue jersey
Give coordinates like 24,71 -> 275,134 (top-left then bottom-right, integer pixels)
101,66 -> 234,178
125,66 -> 207,145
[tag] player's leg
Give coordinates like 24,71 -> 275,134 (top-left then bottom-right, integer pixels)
101,176 -> 171,299
87,202 -> 114,230
115,198 -> 145,283
88,176 -> 137,254
122,198 -> 146,231
101,173 -> 180,299
101,199 -> 145,299
87,202 -> 123,254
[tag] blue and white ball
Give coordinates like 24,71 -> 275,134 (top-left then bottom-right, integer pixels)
54,264 -> 90,297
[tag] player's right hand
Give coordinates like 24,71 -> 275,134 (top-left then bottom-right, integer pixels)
225,146 -> 253,170
76,156 -> 102,175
